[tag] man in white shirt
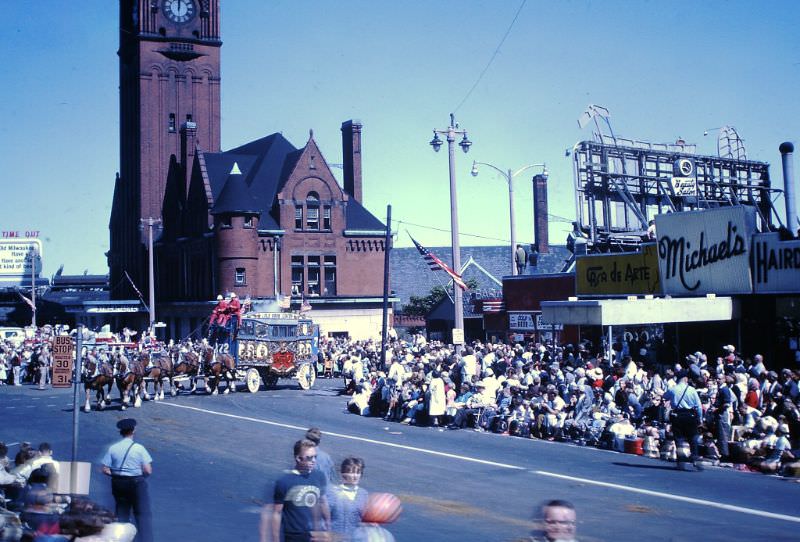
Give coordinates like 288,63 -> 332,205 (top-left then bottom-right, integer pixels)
461,348 -> 478,383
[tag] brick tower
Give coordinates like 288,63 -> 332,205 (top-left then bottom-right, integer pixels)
109,0 -> 222,299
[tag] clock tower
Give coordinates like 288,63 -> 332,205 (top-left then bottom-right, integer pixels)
110,0 -> 221,299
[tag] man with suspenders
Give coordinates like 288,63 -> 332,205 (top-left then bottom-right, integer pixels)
101,418 -> 153,541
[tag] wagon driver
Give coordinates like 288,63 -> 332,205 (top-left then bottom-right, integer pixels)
227,292 -> 242,341
209,294 -> 229,346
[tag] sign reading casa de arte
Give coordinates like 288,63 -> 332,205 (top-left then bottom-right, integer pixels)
576,243 -> 660,296
655,206 -> 755,295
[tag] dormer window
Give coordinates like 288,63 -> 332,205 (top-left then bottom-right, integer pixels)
243,216 -> 253,228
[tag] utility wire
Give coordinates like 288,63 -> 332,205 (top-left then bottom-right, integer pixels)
392,212 -> 574,245
453,0 -> 527,113
393,219 -> 510,243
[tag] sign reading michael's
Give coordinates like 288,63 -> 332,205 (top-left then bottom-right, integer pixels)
655,206 -> 755,295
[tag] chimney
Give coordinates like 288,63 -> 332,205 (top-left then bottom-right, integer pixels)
181,119 -> 198,192
341,120 -> 363,202
533,172 -> 550,253
780,142 -> 797,233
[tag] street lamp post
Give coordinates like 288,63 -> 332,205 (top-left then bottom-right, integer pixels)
471,161 -> 547,275
430,114 -> 472,351
30,246 -> 38,328
140,217 -> 162,332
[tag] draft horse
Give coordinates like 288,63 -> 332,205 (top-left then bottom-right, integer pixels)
200,343 -> 236,395
169,342 -> 201,394
83,357 -> 115,412
138,350 -> 173,401
112,350 -> 144,410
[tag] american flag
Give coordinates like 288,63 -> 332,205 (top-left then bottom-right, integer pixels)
482,299 -> 505,313
410,235 -> 468,291
17,291 -> 34,309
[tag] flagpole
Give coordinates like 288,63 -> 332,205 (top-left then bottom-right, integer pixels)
31,246 -> 36,329
380,205 -> 391,371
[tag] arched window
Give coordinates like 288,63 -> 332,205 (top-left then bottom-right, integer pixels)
306,192 -> 320,230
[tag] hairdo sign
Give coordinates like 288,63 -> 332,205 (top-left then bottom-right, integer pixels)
655,206 -> 755,295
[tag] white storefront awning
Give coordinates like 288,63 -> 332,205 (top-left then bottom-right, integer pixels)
541,296 -> 739,326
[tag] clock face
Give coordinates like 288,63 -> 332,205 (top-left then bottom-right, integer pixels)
163,0 -> 197,24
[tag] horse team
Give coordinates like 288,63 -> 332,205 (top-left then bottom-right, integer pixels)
82,341 -> 236,412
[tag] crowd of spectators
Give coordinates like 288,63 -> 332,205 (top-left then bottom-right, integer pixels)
320,334 -> 800,478
0,442 -> 131,541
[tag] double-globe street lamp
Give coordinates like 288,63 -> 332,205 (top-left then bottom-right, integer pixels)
430,114 -> 472,350
470,161 -> 548,275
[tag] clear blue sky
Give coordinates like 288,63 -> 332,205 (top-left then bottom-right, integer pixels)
1,1 -> 797,277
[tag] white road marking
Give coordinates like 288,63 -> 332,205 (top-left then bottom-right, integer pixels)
535,470 -> 800,523
159,402 -> 524,470
160,402 -> 800,524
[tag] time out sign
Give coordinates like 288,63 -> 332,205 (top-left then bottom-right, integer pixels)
0,239 -> 42,276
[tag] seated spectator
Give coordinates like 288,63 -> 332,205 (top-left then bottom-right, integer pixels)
608,413 -> 636,439
19,463 -> 63,537
701,432 -> 721,465
448,381 -> 495,430
14,443 -> 32,468
760,425 -> 794,473
400,381 -> 427,426
446,384 -> 473,427
348,383 -> 372,416
0,442 -> 10,471
509,398 -> 533,437
535,387 -> 566,440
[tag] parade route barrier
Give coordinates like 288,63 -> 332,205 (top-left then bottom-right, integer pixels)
56,461 -> 92,495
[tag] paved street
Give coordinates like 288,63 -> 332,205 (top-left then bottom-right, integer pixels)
2,380 -> 798,541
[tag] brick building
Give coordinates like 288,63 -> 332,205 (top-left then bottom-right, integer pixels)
108,1 -> 391,340
109,0 -> 221,301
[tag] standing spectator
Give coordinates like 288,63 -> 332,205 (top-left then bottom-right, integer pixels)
528,244 -> 539,270
11,349 -> 22,386
262,439 -> 330,542
428,370 -> 446,427
327,457 -> 368,541
305,428 -> 336,486
101,418 -> 153,542
664,371 -> 704,471
712,375 -> 736,462
37,345 -> 52,390
515,244 -> 528,275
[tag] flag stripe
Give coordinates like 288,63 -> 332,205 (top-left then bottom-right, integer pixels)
410,236 -> 468,291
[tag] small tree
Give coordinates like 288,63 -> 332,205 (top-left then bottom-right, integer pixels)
401,279 -> 479,317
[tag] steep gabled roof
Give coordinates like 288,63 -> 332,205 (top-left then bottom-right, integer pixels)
346,198 -> 385,231
202,130 -> 385,233
203,133 -> 299,223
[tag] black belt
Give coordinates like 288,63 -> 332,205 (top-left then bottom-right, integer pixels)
111,475 -> 143,480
